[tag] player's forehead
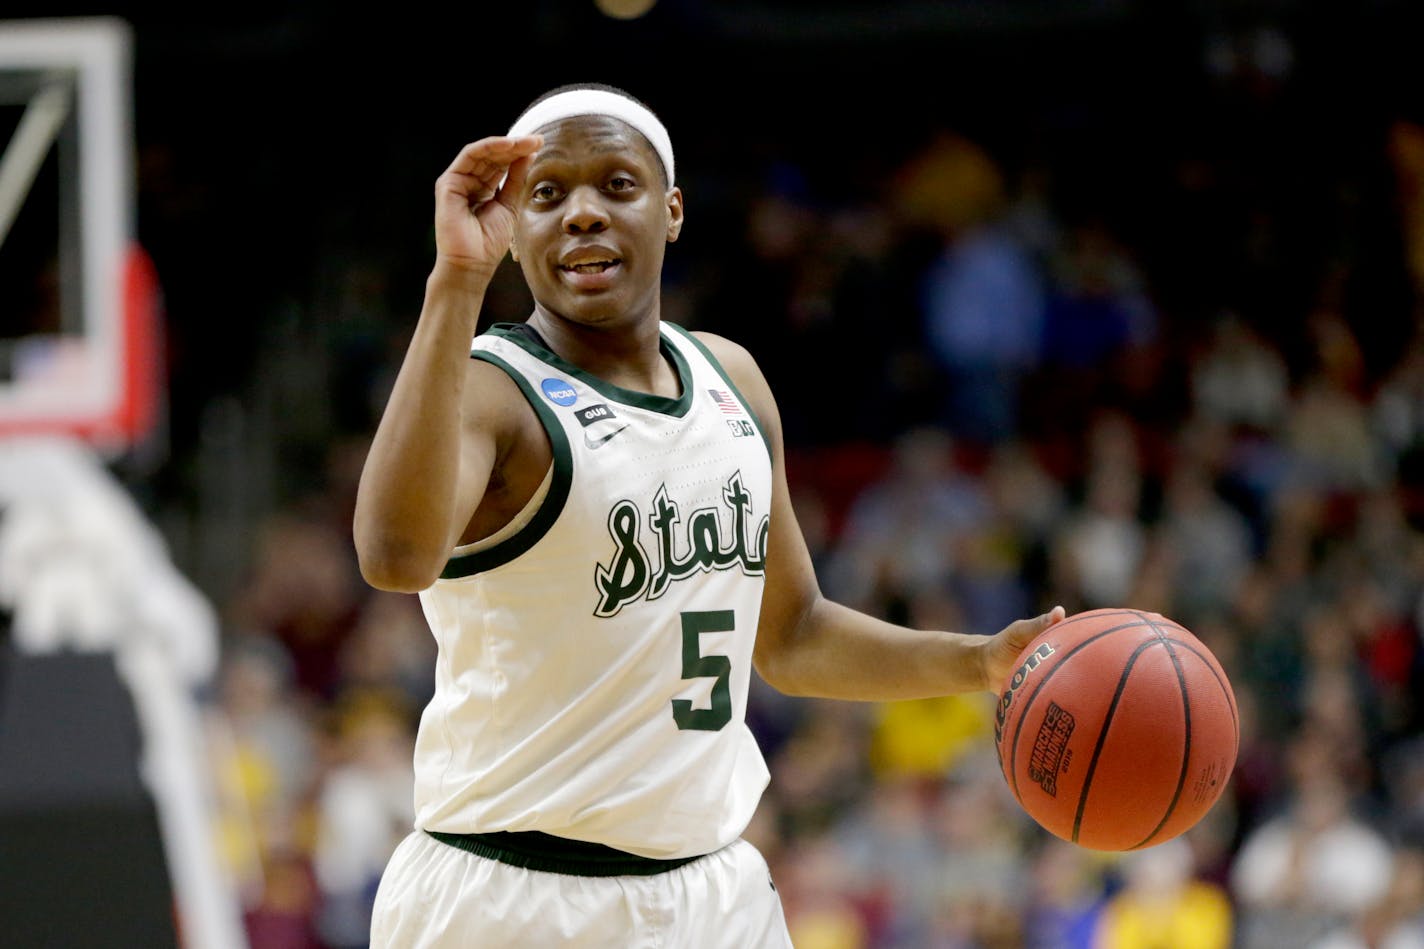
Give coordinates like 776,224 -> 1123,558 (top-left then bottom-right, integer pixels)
528,115 -> 661,175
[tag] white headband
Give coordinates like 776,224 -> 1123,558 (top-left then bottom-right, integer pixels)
508,89 -> 675,185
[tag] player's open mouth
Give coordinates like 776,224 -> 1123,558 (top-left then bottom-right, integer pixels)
558,251 -> 623,291
562,260 -> 620,274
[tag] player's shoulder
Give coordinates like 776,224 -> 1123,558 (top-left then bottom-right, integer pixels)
688,329 -> 779,434
466,350 -> 524,386
465,325 -> 546,395
462,347 -> 539,431
688,330 -> 762,382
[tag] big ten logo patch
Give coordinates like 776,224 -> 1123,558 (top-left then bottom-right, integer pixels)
727,419 -> 755,438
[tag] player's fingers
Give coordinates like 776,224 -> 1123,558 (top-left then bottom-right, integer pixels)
984,605 -> 1063,691
435,172 -> 495,211
444,135 -> 542,178
444,137 -> 516,176
495,153 -> 536,212
1005,605 -> 1064,646
1026,605 -> 1065,636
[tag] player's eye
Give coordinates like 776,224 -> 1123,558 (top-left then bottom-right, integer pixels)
531,183 -> 560,202
606,176 -> 634,192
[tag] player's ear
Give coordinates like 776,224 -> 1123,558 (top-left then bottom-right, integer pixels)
665,187 -> 684,242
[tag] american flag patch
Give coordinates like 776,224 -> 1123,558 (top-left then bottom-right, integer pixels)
708,388 -> 742,416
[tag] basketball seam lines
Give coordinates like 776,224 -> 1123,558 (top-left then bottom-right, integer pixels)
1070,637 -> 1163,844
1008,621 -> 1150,803
1042,610 -> 1159,633
1128,611 -> 1192,850
1153,636 -> 1241,748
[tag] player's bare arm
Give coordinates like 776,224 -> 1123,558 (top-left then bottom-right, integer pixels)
695,331 -> 1065,700
354,136 -> 543,592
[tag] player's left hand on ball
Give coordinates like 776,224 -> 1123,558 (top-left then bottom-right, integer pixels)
980,606 -> 1066,693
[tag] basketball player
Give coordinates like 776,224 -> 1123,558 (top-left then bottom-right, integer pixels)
353,83 -> 1065,948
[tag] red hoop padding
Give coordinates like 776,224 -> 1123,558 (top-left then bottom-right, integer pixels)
0,243 -> 163,451
114,242 -> 162,443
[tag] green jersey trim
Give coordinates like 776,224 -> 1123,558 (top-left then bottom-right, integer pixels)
439,350 -> 574,580
665,323 -> 773,460
485,323 -> 695,418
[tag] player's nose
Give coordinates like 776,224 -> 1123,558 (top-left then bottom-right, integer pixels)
562,185 -> 610,234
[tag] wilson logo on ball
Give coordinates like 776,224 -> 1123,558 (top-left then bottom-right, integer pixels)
994,643 -> 1055,745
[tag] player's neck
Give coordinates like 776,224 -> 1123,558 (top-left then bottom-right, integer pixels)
528,305 -> 679,399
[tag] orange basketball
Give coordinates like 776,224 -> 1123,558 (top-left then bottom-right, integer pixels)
993,608 -> 1239,851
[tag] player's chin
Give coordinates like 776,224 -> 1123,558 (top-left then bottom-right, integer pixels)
549,295 -> 629,329
538,277 -> 655,328
543,271 -> 609,299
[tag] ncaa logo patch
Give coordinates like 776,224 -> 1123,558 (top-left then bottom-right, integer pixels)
541,378 -> 578,406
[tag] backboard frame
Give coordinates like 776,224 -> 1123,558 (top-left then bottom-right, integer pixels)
0,18 -> 153,452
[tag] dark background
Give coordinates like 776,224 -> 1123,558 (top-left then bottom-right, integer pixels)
12,1 -> 1424,513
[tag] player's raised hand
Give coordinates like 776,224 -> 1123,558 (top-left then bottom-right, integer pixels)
433,134 -> 542,278
980,605 -> 1066,693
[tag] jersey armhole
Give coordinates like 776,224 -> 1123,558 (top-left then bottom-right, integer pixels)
439,350 -> 574,580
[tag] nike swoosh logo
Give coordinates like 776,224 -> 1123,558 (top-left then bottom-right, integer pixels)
584,424 -> 630,450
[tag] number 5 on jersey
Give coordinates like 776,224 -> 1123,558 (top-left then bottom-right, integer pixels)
673,610 -> 733,731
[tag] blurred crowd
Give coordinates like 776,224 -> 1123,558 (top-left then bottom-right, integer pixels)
160,20 -> 1424,949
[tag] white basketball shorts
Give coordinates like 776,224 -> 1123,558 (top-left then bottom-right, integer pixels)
370,830 -> 792,948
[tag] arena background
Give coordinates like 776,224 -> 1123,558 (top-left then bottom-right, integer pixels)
3,2 -> 1424,947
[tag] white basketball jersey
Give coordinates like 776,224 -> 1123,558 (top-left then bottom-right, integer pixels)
412,321 -> 773,860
